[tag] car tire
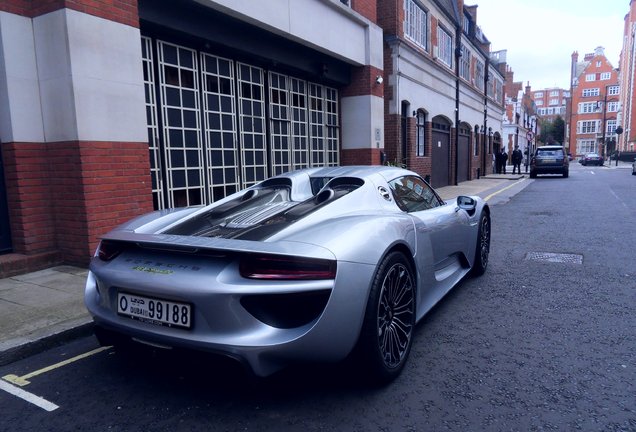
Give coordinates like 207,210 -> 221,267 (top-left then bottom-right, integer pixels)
355,251 -> 415,385
563,170 -> 569,178
530,171 -> 537,178
470,211 -> 490,277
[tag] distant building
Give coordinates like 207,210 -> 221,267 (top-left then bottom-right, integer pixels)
500,66 -> 539,167
531,88 -> 569,123
568,47 -> 620,158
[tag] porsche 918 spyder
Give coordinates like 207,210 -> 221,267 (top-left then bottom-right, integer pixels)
85,166 -> 490,383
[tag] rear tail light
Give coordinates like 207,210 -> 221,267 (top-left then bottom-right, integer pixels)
240,254 -> 336,280
97,240 -> 125,261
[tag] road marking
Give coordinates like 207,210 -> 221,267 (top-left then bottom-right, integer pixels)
484,178 -> 527,202
2,346 -> 111,387
0,379 -> 59,411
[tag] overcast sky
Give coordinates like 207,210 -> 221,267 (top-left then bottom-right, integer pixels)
474,0 -> 628,90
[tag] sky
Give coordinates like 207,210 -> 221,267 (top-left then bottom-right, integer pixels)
474,0 -> 628,90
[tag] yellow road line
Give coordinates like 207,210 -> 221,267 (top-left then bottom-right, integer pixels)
2,346 -> 111,387
484,178 -> 527,202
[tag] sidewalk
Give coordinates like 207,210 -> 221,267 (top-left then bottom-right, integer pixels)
0,171 -> 530,366
0,266 -> 93,366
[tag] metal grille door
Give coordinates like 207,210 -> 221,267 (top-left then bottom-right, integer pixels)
325,87 -> 339,166
290,78 -> 309,169
201,53 -> 240,202
157,41 -> 204,208
237,63 -> 267,187
141,37 -> 164,210
269,72 -> 291,176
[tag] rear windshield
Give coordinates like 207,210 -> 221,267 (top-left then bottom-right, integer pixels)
536,149 -> 564,157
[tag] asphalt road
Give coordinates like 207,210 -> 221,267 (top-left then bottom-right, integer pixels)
1,163 -> 635,431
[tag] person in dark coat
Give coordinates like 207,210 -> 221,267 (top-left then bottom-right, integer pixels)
498,148 -> 508,174
511,145 -> 523,174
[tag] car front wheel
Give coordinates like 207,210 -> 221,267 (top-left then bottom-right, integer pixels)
471,211 -> 490,276
356,251 -> 415,384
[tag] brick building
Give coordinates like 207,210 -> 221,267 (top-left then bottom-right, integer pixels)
379,0 -> 504,188
0,0 -> 505,276
568,47 -> 620,158
532,87 -> 569,123
619,1 -> 636,153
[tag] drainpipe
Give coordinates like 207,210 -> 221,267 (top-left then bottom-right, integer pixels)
482,57 -> 490,173
454,26 -> 461,185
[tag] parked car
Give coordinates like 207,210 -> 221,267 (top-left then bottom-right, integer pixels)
85,166 -> 491,383
530,145 -> 569,178
632,157 -> 636,175
581,152 -> 604,166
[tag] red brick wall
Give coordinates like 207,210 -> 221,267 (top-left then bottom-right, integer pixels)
341,65 -> 384,98
351,0 -> 377,23
2,141 -> 153,265
377,0 -> 400,37
341,148 -> 383,166
2,143 -> 56,254
0,0 -> 139,28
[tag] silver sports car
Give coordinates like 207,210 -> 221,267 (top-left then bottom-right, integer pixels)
85,166 -> 490,383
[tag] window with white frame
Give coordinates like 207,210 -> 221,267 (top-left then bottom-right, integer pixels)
579,102 -> 598,113
600,72 -> 611,80
577,139 -> 596,154
463,13 -> 471,34
534,92 -> 543,98
582,88 -> 600,97
495,79 -> 503,101
437,26 -> 453,67
487,73 -> 494,97
586,74 -> 596,81
475,60 -> 484,90
550,90 -> 559,96
404,0 -> 428,49
607,119 -> 617,134
607,101 -> 619,112
577,120 -> 599,134
608,85 -> 619,95
596,61 -> 601,67
459,45 -> 471,81
535,100 -> 544,106
549,98 -> 559,105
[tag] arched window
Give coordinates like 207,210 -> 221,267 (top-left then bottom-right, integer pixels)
416,110 -> 426,157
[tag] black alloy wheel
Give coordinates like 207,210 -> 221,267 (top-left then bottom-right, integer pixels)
356,251 -> 415,384
471,211 -> 490,276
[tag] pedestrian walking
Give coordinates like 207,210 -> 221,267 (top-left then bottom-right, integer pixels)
512,145 -> 523,174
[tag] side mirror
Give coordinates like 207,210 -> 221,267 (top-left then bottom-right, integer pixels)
456,196 -> 477,214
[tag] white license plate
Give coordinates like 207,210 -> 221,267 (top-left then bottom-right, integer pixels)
117,292 -> 191,329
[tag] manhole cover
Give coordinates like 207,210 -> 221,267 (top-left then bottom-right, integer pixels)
525,252 -> 583,264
